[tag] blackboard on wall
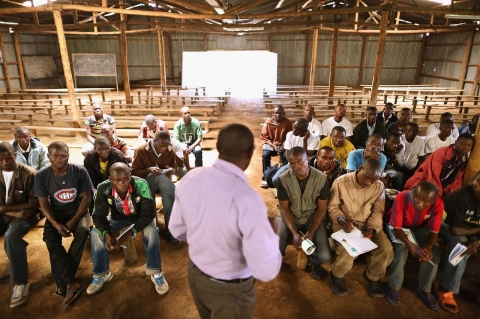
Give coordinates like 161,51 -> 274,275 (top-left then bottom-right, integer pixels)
72,53 -> 116,76
22,55 -> 59,79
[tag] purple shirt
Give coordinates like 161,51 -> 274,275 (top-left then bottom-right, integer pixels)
170,159 -> 282,282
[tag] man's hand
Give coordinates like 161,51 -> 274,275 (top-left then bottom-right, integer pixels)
186,146 -> 194,154
3,210 -> 35,219
362,228 -> 374,239
105,233 -> 118,251
276,144 -> 284,155
148,167 -> 162,176
293,233 -> 302,250
380,175 -> 393,188
338,217 -> 354,233
323,160 -> 336,175
408,243 -> 432,261
65,217 -> 79,233
462,240 -> 480,256
54,223 -> 72,238
396,143 -> 404,153
303,130 -> 310,142
305,230 -> 314,243
363,150 -> 380,161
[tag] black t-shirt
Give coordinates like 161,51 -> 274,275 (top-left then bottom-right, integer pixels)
277,170 -> 330,202
444,184 -> 480,231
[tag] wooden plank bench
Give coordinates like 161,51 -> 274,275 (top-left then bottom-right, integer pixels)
0,119 -> 24,131
20,88 -> 113,102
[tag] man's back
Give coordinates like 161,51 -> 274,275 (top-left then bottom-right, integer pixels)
170,159 -> 281,282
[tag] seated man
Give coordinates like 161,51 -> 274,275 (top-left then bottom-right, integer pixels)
314,146 -> 344,186
321,103 -> 353,140
81,103 -> 116,156
402,123 -> 426,179
303,104 -> 322,137
383,132 -> 405,191
0,142 -> 39,307
11,127 -> 50,170
260,105 -> 293,188
377,102 -> 398,128
87,163 -> 168,296
272,118 -> 319,187
84,136 -> 128,189
169,137 -> 188,180
458,114 -> 479,135
385,181 -> 444,309
426,112 -> 459,140
328,158 -> 393,297
404,133 -> 474,197
131,131 -> 178,245
346,134 -> 387,173
438,172 -> 480,313
425,119 -> 456,156
100,124 -> 132,163
34,142 -> 92,306
388,108 -> 412,134
174,106 -> 203,168
138,114 -> 169,142
277,147 -> 331,280
352,107 -> 388,149
319,126 -> 355,170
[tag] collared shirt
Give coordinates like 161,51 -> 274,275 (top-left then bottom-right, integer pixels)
367,121 -> 376,137
85,114 -> 116,139
440,150 -> 468,187
17,142 -> 31,153
112,185 -> 134,216
170,159 -> 282,282
111,136 -> 129,154
328,172 -> 385,233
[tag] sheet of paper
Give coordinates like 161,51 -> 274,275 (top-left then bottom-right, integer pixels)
449,243 -> 467,266
331,228 -> 378,257
116,224 -> 134,241
386,224 -> 418,245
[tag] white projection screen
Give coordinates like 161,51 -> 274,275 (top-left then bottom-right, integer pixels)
182,51 -> 277,98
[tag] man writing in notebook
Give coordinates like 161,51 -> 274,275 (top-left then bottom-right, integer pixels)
328,158 -> 393,297
385,181 -> 444,310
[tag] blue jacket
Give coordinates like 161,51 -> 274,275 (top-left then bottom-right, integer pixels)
11,138 -> 50,171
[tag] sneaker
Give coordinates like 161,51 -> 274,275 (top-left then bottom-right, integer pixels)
87,272 -> 114,295
10,283 -> 30,308
151,273 -> 169,295
329,271 -> 348,296
363,271 -> 385,298
309,264 -> 324,281
260,181 -> 268,189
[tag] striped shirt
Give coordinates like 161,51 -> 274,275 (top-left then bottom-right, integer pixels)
85,114 -> 116,138
388,190 -> 443,233
111,136 -> 129,154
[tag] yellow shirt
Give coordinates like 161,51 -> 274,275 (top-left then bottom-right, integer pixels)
319,137 -> 355,169
100,160 -> 108,179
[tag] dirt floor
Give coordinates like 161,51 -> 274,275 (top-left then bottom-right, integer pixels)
0,97 -> 479,318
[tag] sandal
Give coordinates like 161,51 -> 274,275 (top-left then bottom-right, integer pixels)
260,181 -> 268,189
435,290 -> 459,313
417,287 -> 439,310
64,285 -> 85,306
54,286 -> 66,299
384,285 -> 400,306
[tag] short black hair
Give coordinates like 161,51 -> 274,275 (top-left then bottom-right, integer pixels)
387,131 -> 402,140
287,146 -> 306,159
405,122 -> 419,130
414,181 -> 439,197
331,126 -> 346,134
14,126 -> 30,136
94,136 -> 110,148
400,108 -> 412,114
385,102 -> 394,108
154,131 -> 171,142
274,105 -> 285,112
48,141 -> 69,154
457,133 -> 474,143
367,133 -> 384,143
319,145 -> 334,152
0,142 -> 15,155
440,112 -> 453,119
367,106 -> 377,113
439,119 -> 454,128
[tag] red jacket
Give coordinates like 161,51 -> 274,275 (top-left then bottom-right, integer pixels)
260,118 -> 293,146
403,145 -> 466,197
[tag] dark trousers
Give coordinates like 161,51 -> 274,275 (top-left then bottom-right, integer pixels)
43,210 -> 90,288
188,261 -> 255,319
262,149 -> 287,180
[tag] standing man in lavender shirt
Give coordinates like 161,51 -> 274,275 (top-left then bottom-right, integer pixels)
170,124 -> 282,319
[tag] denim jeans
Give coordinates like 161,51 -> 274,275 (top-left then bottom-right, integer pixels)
190,145 -> 203,167
438,223 -> 469,294
91,219 -> 161,276
272,163 -> 290,188
278,217 -> 331,267
43,210 -> 90,288
2,217 -> 38,284
262,146 -> 287,180
388,227 -> 442,292
144,174 -> 175,240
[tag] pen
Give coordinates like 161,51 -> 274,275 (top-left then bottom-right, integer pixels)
120,245 -> 127,249
416,249 -> 436,266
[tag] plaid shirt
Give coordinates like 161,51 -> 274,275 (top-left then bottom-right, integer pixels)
112,185 -> 135,216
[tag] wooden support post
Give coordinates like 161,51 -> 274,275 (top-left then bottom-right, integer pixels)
93,14 -> 98,33
269,35 -> 273,52
415,34 -> 426,84
73,10 -> 78,24
463,123 -> 480,183
303,33 -> 311,85
0,30 -> 12,93
458,30 -> 475,90
369,10 -> 389,107
203,35 -> 207,51
472,56 -> 480,95
357,35 -> 367,87
354,0 -> 360,31
119,10 -> 131,102
33,13 -> 39,26
309,28 -> 318,94
53,10 -> 79,124
157,26 -> 166,91
102,0 -> 107,7
328,23 -> 340,98
13,32 -> 26,90
164,33 -> 173,81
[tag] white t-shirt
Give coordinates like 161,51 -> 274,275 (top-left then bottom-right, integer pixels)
2,170 -> 14,202
425,135 -> 456,154
284,130 -> 320,151
307,118 -> 323,138
426,123 -> 459,140
321,117 -> 353,137
402,135 -> 426,170
170,138 -> 186,159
